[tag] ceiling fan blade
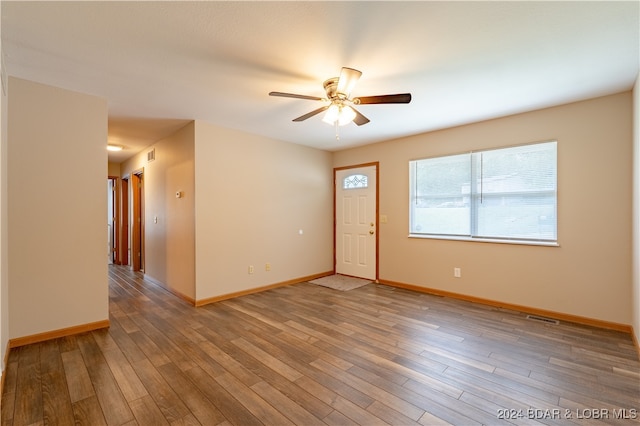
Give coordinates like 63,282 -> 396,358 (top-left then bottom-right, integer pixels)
352,107 -> 370,126
269,92 -> 324,101
337,67 -> 362,97
292,106 -> 329,122
355,93 -> 412,104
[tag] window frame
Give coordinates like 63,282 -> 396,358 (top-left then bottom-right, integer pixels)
342,173 -> 369,190
409,140 -> 558,247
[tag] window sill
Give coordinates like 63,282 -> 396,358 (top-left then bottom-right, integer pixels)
408,234 -> 559,247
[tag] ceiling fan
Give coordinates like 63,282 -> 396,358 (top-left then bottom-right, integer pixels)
269,67 -> 411,127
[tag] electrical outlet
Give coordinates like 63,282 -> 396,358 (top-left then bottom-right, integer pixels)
265,263 -> 271,271
248,265 -> 254,274
454,267 -> 461,278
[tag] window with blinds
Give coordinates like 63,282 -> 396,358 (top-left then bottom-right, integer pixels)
409,141 -> 557,244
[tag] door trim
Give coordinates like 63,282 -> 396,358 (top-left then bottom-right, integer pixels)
333,162 -> 379,281
108,176 -> 120,264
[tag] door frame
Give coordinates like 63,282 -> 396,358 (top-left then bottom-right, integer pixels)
108,176 -> 120,264
333,162 -> 379,281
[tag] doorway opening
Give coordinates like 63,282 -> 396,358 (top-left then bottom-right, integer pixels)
108,176 -> 131,266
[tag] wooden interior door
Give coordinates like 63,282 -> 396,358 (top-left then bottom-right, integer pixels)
119,177 -> 129,265
131,171 -> 144,272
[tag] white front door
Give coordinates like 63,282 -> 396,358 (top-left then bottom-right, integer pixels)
335,165 -> 377,280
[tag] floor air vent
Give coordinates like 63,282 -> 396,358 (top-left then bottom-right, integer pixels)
526,314 -> 559,325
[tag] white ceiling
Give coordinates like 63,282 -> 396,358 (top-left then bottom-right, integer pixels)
2,1 -> 639,162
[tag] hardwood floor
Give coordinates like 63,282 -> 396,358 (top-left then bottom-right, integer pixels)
2,265 -> 639,425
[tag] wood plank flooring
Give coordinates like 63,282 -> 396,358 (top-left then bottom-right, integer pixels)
2,265 -> 639,425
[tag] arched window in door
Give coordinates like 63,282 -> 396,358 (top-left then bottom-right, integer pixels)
343,174 -> 368,189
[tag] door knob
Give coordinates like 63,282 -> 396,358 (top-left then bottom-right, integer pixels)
369,230 -> 374,235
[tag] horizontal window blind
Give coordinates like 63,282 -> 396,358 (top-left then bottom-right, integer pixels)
410,141 -> 557,243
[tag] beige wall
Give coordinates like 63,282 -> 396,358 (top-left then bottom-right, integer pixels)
334,92 -> 633,326
194,122 -> 333,302
633,74 -> 639,344
7,77 -> 108,338
121,122 -> 196,300
108,161 -> 121,177
1,19 -> 7,368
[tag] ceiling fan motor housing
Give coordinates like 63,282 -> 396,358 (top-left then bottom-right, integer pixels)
323,77 -> 344,100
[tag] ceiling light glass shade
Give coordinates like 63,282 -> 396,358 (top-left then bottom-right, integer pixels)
338,105 -> 356,126
322,104 -> 340,125
107,144 -> 123,151
322,104 -> 356,126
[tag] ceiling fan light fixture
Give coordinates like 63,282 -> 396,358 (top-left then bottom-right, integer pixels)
338,105 -> 356,126
322,104 -> 356,126
322,104 -> 340,125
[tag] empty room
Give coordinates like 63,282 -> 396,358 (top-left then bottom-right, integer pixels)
1,2 -> 639,425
